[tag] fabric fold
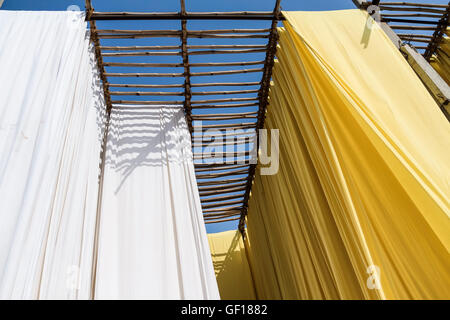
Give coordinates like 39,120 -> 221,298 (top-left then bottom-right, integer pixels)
0,11 -> 104,299
247,10 -> 450,300
93,105 -> 219,300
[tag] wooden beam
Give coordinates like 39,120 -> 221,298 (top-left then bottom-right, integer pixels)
191,97 -> 258,104
109,91 -> 184,96
424,4 -> 450,60
105,72 -> 183,77
103,51 -> 181,57
191,81 -> 260,87
239,0 -> 282,233
109,84 -> 184,88
191,89 -> 260,95
379,2 -> 448,9
202,199 -> 245,209
195,164 -> 250,172
191,102 -> 259,109
190,68 -> 264,77
89,11 -> 286,21
354,3 -> 450,119
188,48 -> 267,55
199,186 -> 246,197
111,100 -> 183,105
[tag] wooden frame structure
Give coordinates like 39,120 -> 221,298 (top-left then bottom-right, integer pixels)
353,1 -> 450,116
86,0 -> 449,233
359,1 -> 450,57
85,0 -> 283,231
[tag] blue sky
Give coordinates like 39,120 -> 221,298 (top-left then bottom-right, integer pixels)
1,0 -> 444,233
2,0 -> 444,11
2,0 -> 356,11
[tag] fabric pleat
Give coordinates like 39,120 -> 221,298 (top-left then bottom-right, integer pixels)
208,230 -> 256,300
93,105 -> 219,300
0,11 -> 104,299
0,11 -> 219,300
246,10 -> 450,300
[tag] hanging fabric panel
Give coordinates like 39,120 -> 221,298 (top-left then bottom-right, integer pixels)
93,105 -> 219,299
0,11 -> 104,299
430,29 -> 450,86
0,11 -> 219,300
207,230 -> 256,300
247,10 -> 450,300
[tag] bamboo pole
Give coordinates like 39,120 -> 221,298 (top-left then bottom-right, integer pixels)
100,44 -> 266,50
191,81 -> 260,87
381,18 -> 441,25
188,48 -> 267,55
382,13 -> 443,18
101,45 -> 181,50
103,51 -> 181,57
202,199 -> 245,209
196,170 -> 249,180
201,194 -> 245,203
193,111 -> 258,117
195,164 -> 250,172
192,89 -> 259,95
390,25 -> 438,30
109,91 -> 184,96
203,212 -> 241,218
98,33 -> 269,39
379,6 -> 446,14
192,116 -> 258,121
424,4 -> 450,60
111,100 -> 183,105
198,182 -> 247,191
89,11 -> 286,21
180,0 -> 193,134
191,97 -> 258,104
193,122 -> 256,129
203,205 -> 243,213
105,72 -> 184,77
239,0 -> 282,233
97,28 -> 270,34
379,2 -> 448,9
196,177 -> 248,186
109,84 -> 184,88
199,186 -> 246,197
191,102 -> 259,109
190,68 -> 264,76
193,140 -> 254,148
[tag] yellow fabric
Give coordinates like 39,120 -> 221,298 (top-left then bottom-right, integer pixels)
246,10 -> 450,300
207,230 -> 256,300
430,29 -> 450,85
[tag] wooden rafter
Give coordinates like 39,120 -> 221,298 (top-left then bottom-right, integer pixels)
239,0 -> 282,235
354,1 -> 450,116
85,0 -> 284,226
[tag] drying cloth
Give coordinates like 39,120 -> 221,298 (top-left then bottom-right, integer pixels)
247,10 -> 450,300
0,11 -> 219,300
208,230 -> 256,300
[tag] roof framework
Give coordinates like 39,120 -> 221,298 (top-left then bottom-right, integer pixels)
354,1 -> 450,116
85,0 -> 283,230
358,1 -> 450,59
86,0 -> 448,231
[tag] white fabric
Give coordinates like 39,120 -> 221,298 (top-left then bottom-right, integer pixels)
94,105 -> 219,299
0,11 -> 104,299
0,11 -> 219,300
